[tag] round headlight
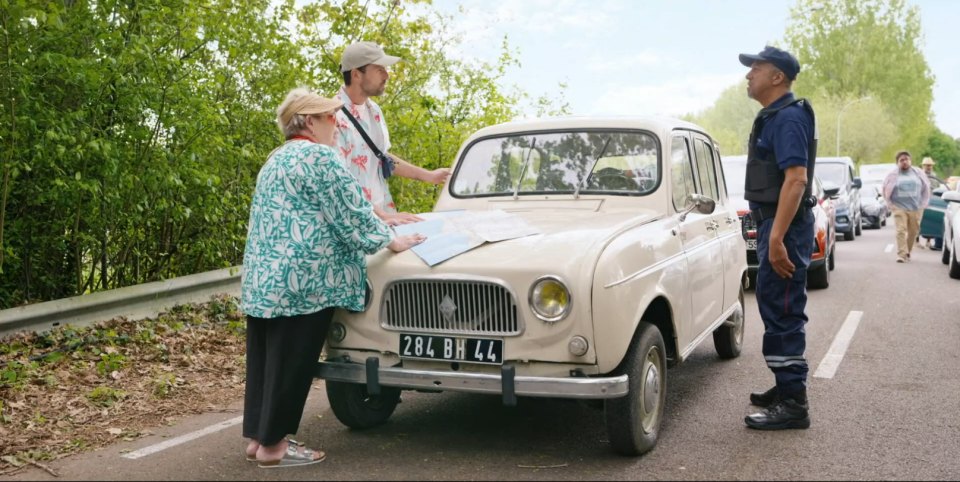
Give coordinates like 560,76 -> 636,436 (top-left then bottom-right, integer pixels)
529,276 -> 572,322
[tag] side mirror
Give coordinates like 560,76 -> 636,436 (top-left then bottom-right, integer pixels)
943,191 -> 960,203
852,177 -> 862,189
678,193 -> 717,221
824,186 -> 841,199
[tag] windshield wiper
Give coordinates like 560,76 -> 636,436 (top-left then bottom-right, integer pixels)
574,137 -> 612,199
513,138 -> 537,200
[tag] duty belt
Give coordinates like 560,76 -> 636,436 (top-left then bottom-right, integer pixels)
750,204 -> 810,224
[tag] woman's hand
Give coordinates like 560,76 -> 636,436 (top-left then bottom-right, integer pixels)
387,233 -> 427,252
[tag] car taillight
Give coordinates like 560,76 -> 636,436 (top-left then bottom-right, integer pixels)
746,230 -> 757,239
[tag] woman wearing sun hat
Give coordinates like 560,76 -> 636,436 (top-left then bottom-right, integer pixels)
239,87 -> 425,468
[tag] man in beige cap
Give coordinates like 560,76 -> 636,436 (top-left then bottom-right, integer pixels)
921,157 -> 936,176
335,41 -> 450,226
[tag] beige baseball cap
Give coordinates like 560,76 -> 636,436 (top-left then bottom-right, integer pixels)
340,41 -> 401,72
278,91 -> 343,127
922,157 -> 935,166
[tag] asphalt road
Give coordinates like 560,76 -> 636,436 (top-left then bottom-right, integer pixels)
10,226 -> 960,480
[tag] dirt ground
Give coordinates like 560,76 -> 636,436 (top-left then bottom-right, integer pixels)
0,295 -> 247,476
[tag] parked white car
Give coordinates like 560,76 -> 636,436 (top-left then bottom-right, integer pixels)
941,184 -> 960,279
316,117 -> 748,455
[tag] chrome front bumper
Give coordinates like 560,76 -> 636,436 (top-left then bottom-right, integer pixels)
316,358 -> 628,405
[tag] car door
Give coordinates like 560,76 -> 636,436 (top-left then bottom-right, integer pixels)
697,136 -> 745,313
670,133 -> 724,341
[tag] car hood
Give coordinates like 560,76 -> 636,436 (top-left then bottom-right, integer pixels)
367,210 -> 659,276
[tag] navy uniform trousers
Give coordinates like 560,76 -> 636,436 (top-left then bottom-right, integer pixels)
755,208 -> 814,398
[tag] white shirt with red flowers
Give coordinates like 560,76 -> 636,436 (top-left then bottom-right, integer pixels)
334,87 -> 396,213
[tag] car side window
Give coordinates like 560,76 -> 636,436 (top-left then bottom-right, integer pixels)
671,136 -> 697,211
693,138 -> 719,201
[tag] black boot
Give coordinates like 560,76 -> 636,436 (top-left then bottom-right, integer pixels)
749,386 -> 778,407
744,397 -> 810,430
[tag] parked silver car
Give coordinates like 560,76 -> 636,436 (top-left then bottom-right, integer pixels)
941,184 -> 960,278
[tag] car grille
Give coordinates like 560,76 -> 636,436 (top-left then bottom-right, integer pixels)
381,280 -> 521,336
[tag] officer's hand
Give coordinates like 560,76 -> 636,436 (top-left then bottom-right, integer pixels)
768,239 -> 796,279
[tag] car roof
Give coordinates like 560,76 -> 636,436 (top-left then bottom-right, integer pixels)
816,156 -> 854,165
722,154 -> 747,164
465,115 -> 710,140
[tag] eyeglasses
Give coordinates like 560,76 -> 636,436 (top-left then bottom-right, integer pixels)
310,113 -> 337,124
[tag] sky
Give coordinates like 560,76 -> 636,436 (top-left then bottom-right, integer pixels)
428,0 -> 960,139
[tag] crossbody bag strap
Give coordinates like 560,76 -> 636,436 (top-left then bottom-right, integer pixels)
340,106 -> 388,162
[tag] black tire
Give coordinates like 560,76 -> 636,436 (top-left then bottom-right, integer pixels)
943,242 -> 950,265
713,285 -> 744,359
808,260 -> 830,289
855,216 -> 862,236
950,246 -> 960,280
326,381 -> 401,429
828,245 -> 836,271
843,229 -> 854,241
604,322 -> 667,456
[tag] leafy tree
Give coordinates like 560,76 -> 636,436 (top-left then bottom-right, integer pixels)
919,129 -> 960,177
0,0 -> 563,308
786,0 -> 934,160
686,81 -> 756,156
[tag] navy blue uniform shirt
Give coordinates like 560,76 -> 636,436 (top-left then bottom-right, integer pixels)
749,92 -> 815,210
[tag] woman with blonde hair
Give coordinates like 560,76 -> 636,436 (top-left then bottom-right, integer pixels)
240,88 -> 424,468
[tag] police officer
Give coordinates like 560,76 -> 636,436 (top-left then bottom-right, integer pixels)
739,46 -> 817,430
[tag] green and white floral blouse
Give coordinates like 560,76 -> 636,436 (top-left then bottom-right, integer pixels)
241,140 -> 393,318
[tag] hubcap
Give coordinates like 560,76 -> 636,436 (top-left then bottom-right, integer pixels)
640,346 -> 663,432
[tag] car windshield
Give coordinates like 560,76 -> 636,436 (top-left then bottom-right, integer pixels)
722,160 -> 746,196
450,130 -> 660,197
859,182 -> 882,200
817,163 -> 847,187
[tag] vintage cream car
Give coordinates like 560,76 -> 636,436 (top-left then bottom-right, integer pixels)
317,116 -> 748,455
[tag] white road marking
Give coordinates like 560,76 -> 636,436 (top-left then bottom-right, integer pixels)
121,415 -> 243,460
885,243 -> 894,253
813,310 -> 864,379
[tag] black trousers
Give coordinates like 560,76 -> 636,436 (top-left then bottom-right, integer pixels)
242,308 -> 333,446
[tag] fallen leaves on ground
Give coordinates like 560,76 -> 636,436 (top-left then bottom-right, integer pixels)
0,295 -> 247,474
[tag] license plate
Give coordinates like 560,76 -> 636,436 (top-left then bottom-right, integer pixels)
746,239 -> 757,250
399,333 -> 503,365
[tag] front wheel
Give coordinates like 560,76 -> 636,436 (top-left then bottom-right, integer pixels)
855,216 -> 862,235
605,322 -> 667,456
713,285 -> 744,359
326,381 -> 401,429
950,245 -> 960,280
942,242 -> 950,265
808,259 -> 830,289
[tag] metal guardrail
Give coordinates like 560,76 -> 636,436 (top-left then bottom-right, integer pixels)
0,266 -> 242,338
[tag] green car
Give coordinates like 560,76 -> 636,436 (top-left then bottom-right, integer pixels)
921,176 -> 948,247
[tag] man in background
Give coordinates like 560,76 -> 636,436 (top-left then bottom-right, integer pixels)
883,151 -> 931,262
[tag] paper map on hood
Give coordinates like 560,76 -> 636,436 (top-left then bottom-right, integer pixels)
392,210 -> 541,266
